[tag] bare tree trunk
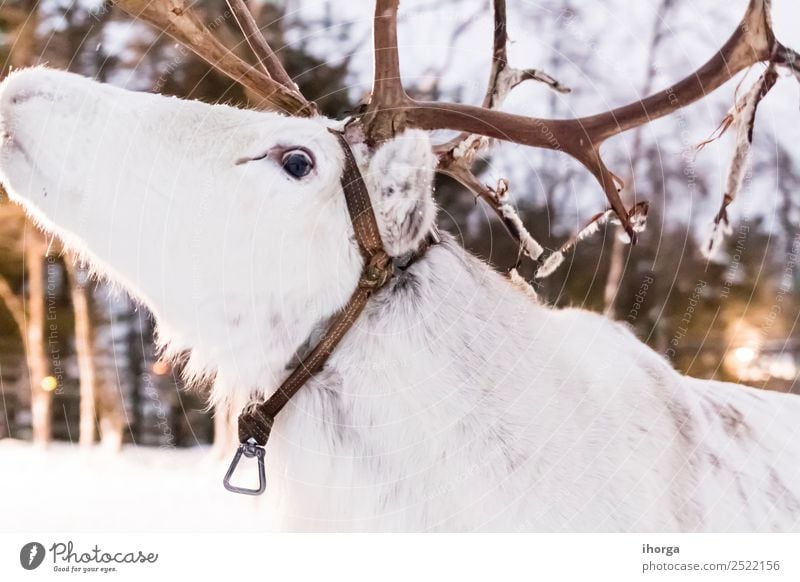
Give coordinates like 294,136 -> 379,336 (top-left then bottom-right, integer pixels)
66,261 -> 97,447
4,0 -> 51,447
0,250 -> 28,440
97,394 -> 124,451
90,288 -> 128,452
25,232 -> 50,446
603,234 -> 627,316
96,363 -> 124,451
0,263 -> 26,336
66,262 -> 126,451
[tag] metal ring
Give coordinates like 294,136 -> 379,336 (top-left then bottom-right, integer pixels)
223,440 -> 267,496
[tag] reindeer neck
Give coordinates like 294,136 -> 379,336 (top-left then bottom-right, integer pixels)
324,232 -> 542,405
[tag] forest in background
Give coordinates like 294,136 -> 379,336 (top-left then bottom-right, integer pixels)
0,0 -> 798,450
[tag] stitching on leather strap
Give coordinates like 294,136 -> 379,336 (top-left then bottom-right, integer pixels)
237,130 -> 393,446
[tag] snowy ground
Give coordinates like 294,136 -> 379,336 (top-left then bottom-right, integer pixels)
0,440 -> 274,531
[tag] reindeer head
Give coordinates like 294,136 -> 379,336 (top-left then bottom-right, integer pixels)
0,67 -> 436,393
1,0 -> 795,397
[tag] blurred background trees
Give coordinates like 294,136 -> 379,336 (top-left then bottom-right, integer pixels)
0,0 -> 798,448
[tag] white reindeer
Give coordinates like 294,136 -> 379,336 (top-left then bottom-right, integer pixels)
1,66 -> 799,532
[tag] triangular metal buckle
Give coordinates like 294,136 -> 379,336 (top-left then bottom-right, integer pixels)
223,438 -> 266,495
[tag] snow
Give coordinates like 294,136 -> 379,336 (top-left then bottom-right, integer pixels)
0,440 -> 274,532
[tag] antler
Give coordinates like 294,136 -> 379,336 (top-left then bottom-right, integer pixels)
115,0 -> 797,264
362,0 -> 794,242
114,0 -> 316,116
433,0 -> 568,260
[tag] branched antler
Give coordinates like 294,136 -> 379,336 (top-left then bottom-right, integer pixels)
114,0 -> 315,115
442,171 -> 545,262
225,0 -> 294,91
116,0 -> 799,272
775,44 -> 799,84
434,0 -> 566,262
536,202 -> 649,279
702,62 -> 779,258
435,0 -> 569,160
360,0 -> 795,244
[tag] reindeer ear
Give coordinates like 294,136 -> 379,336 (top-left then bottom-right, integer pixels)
366,129 -> 437,258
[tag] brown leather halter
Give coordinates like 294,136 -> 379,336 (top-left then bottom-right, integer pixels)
224,130 -> 396,495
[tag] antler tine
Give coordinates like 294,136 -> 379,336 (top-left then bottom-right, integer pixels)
434,0 -> 568,251
775,42 -> 800,77
225,0 -> 315,114
362,0 -> 407,143
115,0 -> 314,116
361,0 -> 794,238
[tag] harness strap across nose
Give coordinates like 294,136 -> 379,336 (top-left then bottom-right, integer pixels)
225,130 -> 395,495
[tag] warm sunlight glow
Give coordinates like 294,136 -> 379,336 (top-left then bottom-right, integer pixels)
40,376 -> 58,392
152,360 -> 171,375
733,346 -> 757,364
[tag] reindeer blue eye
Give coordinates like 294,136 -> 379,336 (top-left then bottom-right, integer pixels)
281,149 -> 313,179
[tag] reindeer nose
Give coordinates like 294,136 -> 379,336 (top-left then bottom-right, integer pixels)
7,90 -> 48,106
4,91 -> 49,110
0,69 -> 58,111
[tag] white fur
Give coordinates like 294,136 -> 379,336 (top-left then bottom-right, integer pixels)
2,68 -> 800,532
365,131 -> 437,257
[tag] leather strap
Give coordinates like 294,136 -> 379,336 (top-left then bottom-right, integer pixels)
237,130 -> 394,446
